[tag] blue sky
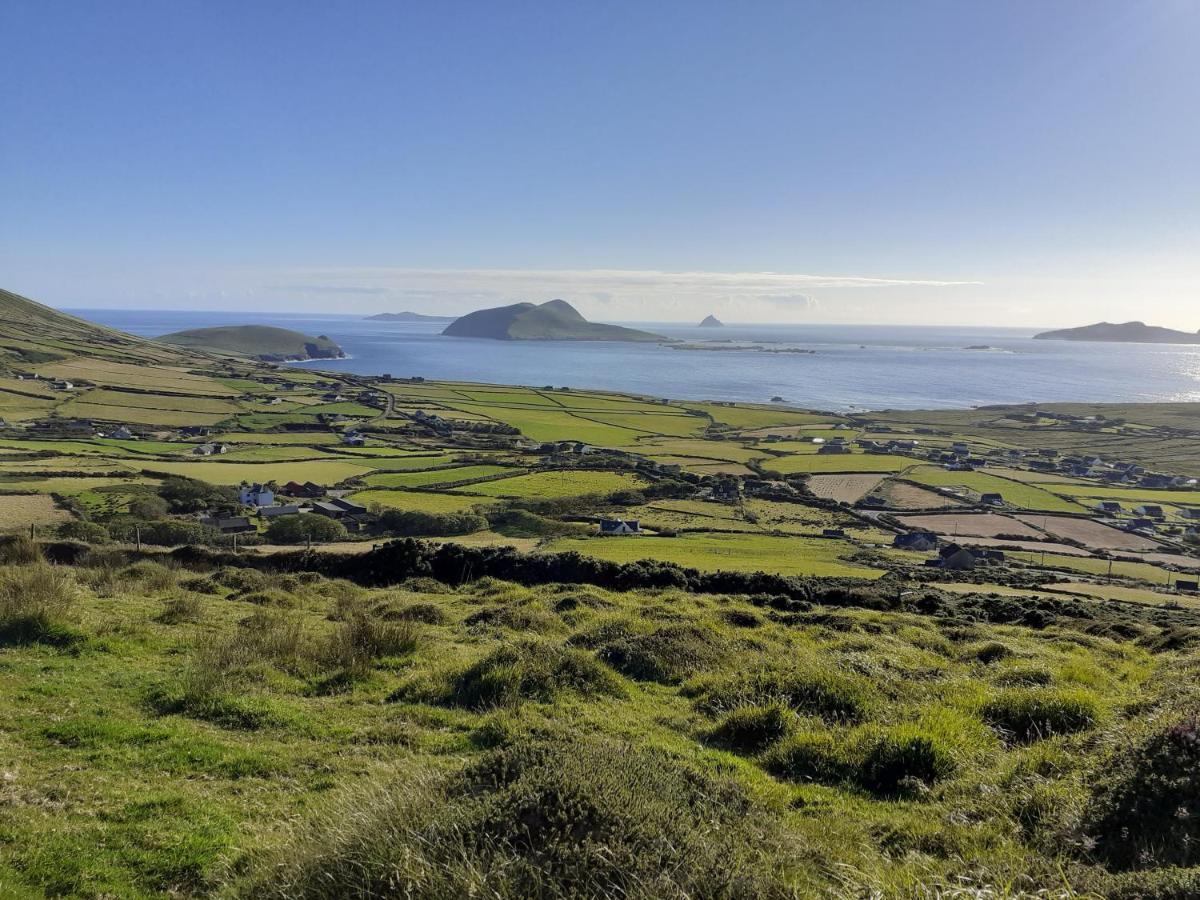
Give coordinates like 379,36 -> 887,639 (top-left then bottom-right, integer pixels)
2,0 -> 1198,326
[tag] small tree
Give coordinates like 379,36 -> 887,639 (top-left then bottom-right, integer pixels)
265,514 -> 348,544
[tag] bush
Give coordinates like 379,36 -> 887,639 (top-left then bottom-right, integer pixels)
378,509 -> 486,537
107,520 -> 224,547
57,520 -> 110,544
266,514 -> 348,544
447,640 -> 624,709
1082,716 -> 1200,870
597,624 -> 726,684
386,601 -> 447,625
240,733 -> 797,899
706,702 -> 796,753
763,731 -> 853,786
980,687 -> 1099,743
0,563 -> 81,647
692,664 -> 877,723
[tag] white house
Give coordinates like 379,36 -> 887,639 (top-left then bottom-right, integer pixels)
239,483 -> 275,507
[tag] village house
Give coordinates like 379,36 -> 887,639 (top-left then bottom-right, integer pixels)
1127,518 -> 1157,533
341,430 -> 366,446
180,426 -> 212,438
107,426 -> 135,440
1181,508 -> 1200,520
979,492 -> 1004,506
821,528 -> 846,538
1096,501 -> 1122,515
312,497 -> 369,521
49,379 -> 74,391
238,483 -> 275,507
599,519 -> 641,536
817,442 -> 850,455
1135,504 -> 1166,519
894,532 -> 939,552
193,442 -> 228,456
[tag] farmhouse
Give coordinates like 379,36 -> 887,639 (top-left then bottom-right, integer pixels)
599,519 -> 641,536
821,528 -> 846,538
817,442 -> 850,455
238,483 -> 275,507
894,532 -> 938,552
1135,504 -> 1165,519
108,426 -> 135,440
1096,501 -> 1122,515
341,430 -> 366,446
312,497 -> 369,520
193,442 -> 228,456
1180,508 -> 1200,520
1177,579 -> 1199,594
979,492 -> 1004,506
180,426 -> 212,437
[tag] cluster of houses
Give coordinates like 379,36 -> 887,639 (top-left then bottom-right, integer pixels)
198,481 -> 373,536
893,530 -> 1005,571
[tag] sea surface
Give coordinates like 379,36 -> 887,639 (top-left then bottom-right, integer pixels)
74,309 -> 1200,412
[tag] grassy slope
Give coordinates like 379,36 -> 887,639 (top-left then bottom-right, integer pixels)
0,552 -> 1195,898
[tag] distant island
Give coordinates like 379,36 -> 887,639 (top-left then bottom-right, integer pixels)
442,299 -> 666,342
1034,321 -> 1200,345
699,315 -> 724,328
156,325 -> 346,361
365,311 -> 457,322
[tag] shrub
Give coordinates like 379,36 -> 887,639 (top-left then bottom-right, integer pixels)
266,514 -> 348,544
447,640 -> 624,709
122,560 -> 179,593
968,641 -> 1011,664
980,687 -> 1099,743
379,509 -> 487,537
706,702 -> 796,753
597,624 -> 726,684
57,520 -> 110,544
763,731 -> 853,786
464,602 -> 559,633
1082,716 -> 1200,870
240,733 -> 796,899
382,601 -> 447,625
0,563 -> 81,647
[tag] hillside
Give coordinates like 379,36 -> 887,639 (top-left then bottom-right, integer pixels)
157,325 -> 346,361
0,287 -> 199,367
366,311 -> 457,322
1034,321 -> 1200,345
442,299 -> 665,342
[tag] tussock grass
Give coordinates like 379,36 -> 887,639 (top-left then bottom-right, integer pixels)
689,663 -> 879,723
443,639 -> 625,709
240,732 -> 799,899
596,623 -> 726,683
979,687 -> 1100,743
0,563 -> 81,646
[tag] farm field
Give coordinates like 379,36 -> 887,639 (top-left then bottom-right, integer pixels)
0,493 -> 70,529
1012,514 -> 1164,552
902,466 -> 1087,513
543,532 -> 885,577
763,453 -> 913,475
896,513 -> 1043,540
362,464 -> 516,489
804,473 -> 886,503
450,470 -> 648,500
1051,581 -> 1199,608
877,479 -> 961,509
350,489 -> 497,514
136,459 -> 375,485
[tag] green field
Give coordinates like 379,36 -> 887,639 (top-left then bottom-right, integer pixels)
363,464 -> 516,489
903,466 -> 1088,512
351,489 -> 496,513
451,470 -> 648,500
544,532 -> 884,577
763,453 -> 915,475
137,459 -> 375,486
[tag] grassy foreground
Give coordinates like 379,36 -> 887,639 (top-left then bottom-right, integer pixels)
1,537 -> 1199,898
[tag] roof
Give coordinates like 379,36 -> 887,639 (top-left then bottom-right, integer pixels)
259,505 -> 302,517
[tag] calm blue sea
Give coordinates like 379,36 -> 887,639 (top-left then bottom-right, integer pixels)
73,309 -> 1200,412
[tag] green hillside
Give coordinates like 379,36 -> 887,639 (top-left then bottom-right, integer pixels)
0,288 -> 200,367
443,299 -> 665,342
157,325 -> 345,361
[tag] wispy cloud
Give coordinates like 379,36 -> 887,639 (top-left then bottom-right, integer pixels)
252,266 -> 978,322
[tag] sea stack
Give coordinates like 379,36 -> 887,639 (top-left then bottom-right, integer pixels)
699,315 -> 724,328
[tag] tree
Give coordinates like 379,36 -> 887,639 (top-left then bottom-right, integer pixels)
127,494 -> 169,520
265,514 -> 348,544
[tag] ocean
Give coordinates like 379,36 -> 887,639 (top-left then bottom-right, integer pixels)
73,309 -> 1200,412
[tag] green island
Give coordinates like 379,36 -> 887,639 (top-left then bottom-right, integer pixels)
156,325 -> 345,362
2,286 -> 1200,897
442,298 -> 666,341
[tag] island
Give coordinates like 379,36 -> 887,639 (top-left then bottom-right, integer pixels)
156,325 -> 346,361
365,311 -> 457,322
699,314 -> 724,327
442,299 -> 666,342
1034,321 -> 1200,345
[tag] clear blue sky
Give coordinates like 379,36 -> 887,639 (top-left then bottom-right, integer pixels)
2,0 -> 1198,326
